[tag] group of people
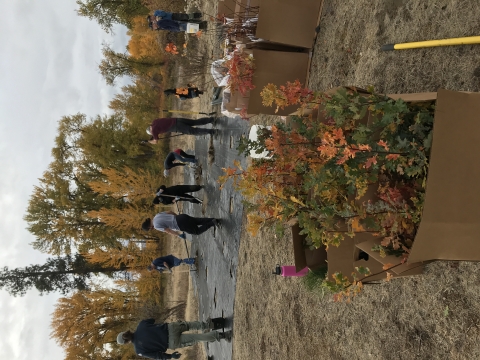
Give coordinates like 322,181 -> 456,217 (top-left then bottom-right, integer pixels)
117,255 -> 232,360
120,193 -> 227,359
143,111 -> 222,239
116,10 -> 230,357
119,191 -> 227,359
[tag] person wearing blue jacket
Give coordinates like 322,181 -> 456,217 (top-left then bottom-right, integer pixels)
147,255 -> 195,273
117,318 -> 231,359
153,10 -> 202,22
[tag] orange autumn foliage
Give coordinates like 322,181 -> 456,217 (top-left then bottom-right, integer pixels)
127,16 -> 163,59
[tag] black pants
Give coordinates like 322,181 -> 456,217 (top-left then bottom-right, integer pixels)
155,185 -> 202,205
174,117 -> 214,136
177,150 -> 196,159
167,185 -> 202,204
172,13 -> 190,21
175,214 -> 215,235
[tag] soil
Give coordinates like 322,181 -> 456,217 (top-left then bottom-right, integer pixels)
164,1 -> 480,359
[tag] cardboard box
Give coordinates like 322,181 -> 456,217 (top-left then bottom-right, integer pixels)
291,89 -> 480,282
224,89 -> 251,113
255,0 -> 323,49
291,190 -> 424,283
218,0 -> 322,49
249,49 -> 309,115
287,87 -> 456,282
408,90 -> 480,262
223,49 -> 309,116
217,0 -> 239,16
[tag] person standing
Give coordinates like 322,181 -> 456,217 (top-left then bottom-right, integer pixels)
147,16 -> 207,32
163,149 -> 197,177
142,211 -> 220,239
153,10 -> 202,22
147,117 -> 216,144
164,85 -> 204,100
147,255 -> 195,273
153,184 -> 203,205
117,318 -> 230,360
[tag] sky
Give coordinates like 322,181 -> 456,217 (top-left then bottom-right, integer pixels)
0,1 -> 130,358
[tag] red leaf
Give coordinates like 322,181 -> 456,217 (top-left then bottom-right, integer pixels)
377,140 -> 389,151
386,154 -> 400,160
364,155 -> 377,169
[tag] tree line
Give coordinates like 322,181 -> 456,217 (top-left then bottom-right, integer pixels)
2,1 -> 191,359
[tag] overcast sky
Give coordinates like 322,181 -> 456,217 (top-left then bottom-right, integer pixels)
0,1 -> 130,358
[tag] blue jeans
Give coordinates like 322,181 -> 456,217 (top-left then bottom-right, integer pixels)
173,257 -> 195,266
172,152 -> 197,164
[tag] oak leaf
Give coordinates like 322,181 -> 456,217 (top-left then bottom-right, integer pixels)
364,155 -> 378,169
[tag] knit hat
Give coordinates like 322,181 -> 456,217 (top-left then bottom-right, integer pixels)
117,332 -> 126,345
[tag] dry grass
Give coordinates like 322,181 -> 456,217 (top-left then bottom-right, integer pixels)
234,224 -> 480,360
309,0 -> 480,93
233,1 -> 480,360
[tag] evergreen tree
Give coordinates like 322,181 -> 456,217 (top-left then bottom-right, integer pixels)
25,113 -> 156,254
51,288 -> 185,359
109,78 -> 162,124
76,0 -> 149,32
99,45 -> 164,85
0,254 -> 134,296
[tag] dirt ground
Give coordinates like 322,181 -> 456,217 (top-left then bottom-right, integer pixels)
233,1 -> 480,360
309,0 -> 480,93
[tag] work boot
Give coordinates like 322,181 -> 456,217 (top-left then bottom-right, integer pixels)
207,316 -> 225,330
218,330 -> 232,342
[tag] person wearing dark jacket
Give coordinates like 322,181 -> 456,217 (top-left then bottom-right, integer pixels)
117,318 -> 231,359
147,117 -> 216,145
147,255 -> 195,273
153,184 -> 203,205
152,10 -> 202,22
164,86 -> 204,100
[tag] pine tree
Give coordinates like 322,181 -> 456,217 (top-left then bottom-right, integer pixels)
76,0 -> 149,32
51,289 -> 141,359
25,113 -> 156,254
99,45 -> 164,85
84,241 -> 157,269
89,166 -> 159,203
0,254 -> 135,296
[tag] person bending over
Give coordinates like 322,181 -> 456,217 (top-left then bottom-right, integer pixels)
146,117 -> 216,144
142,212 -> 220,239
163,149 -> 197,177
